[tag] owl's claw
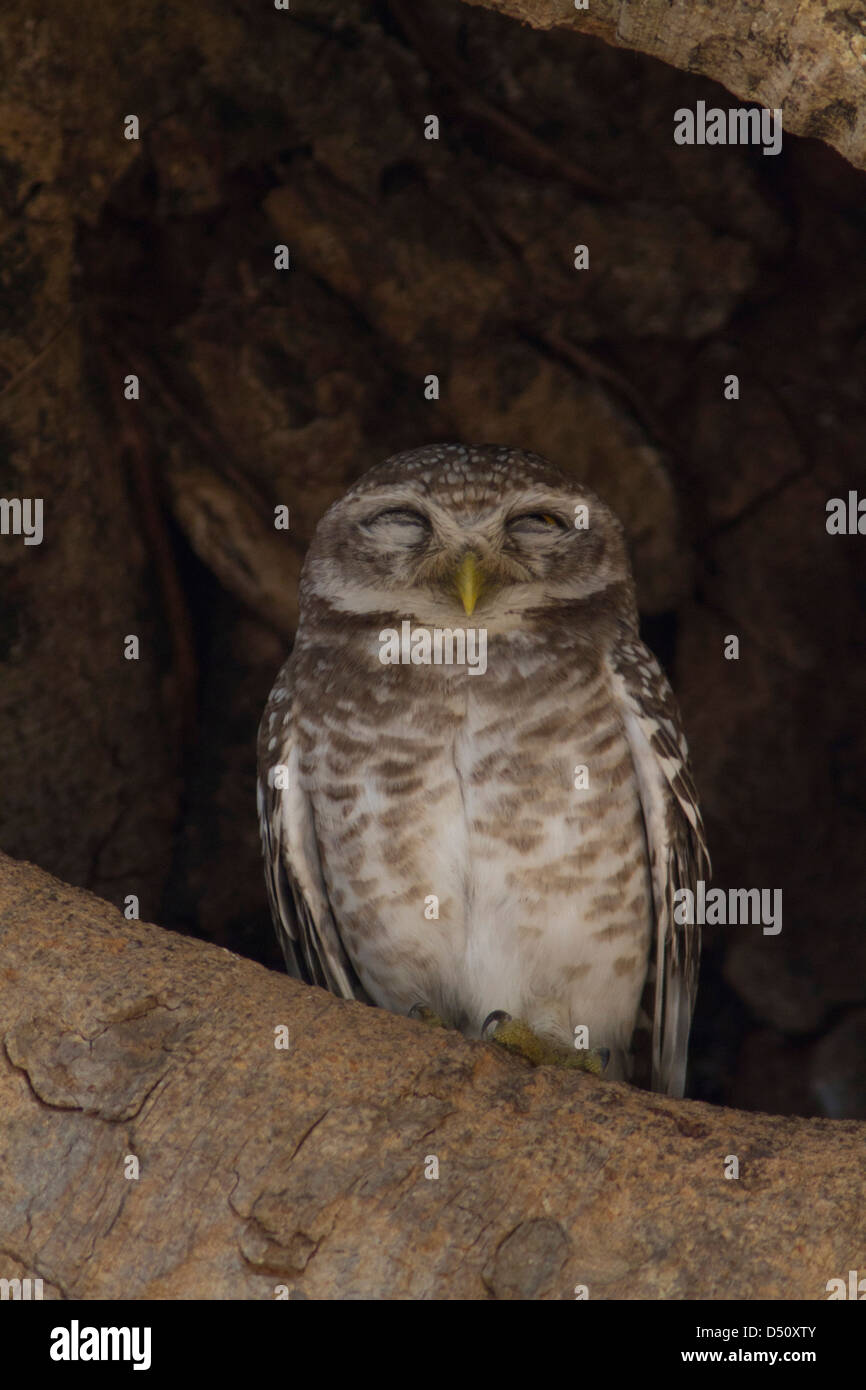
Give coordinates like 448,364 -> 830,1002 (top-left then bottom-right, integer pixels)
482,1009 -> 512,1041
482,1010 -> 609,1074
409,1003 -> 447,1029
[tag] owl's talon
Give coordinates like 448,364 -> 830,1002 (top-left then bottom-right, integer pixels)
482,1009 -> 512,1040
409,1003 -> 447,1029
484,1012 -> 609,1074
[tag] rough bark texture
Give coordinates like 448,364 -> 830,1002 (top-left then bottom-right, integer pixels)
464,0 -> 866,171
1,851 -> 863,1301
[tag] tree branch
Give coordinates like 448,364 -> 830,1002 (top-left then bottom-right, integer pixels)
462,0 -> 866,171
0,852 -> 862,1298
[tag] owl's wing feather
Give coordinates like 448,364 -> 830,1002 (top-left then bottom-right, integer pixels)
609,633 -> 710,1097
257,657 -> 368,1002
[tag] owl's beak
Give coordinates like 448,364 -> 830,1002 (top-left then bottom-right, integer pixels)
455,552 -> 484,616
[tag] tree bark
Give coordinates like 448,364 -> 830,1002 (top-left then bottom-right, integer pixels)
463,0 -> 866,171
0,851 -> 862,1300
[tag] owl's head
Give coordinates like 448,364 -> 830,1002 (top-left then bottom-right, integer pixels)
301,444 -> 636,633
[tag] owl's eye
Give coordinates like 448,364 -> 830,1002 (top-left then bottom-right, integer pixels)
361,508 -> 431,542
507,511 -> 567,535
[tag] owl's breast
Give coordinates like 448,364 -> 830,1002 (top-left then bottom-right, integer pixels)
301,639 -> 652,1054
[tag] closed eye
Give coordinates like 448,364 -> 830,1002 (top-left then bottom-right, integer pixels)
361,507 -> 431,540
506,511 -> 568,535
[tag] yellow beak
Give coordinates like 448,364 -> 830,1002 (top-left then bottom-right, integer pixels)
455,552 -> 484,616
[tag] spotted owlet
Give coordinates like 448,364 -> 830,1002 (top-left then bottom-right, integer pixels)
257,444 -> 709,1096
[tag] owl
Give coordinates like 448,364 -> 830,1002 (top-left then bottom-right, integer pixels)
257,444 -> 709,1095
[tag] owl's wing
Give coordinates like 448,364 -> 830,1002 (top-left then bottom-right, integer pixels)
256,656 -> 369,1002
609,632 -> 710,1098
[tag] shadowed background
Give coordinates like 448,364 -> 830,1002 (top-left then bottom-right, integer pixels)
1,0 -> 865,1117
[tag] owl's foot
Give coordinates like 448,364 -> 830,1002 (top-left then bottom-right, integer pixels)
409,1003 -> 448,1029
482,1011 -> 609,1074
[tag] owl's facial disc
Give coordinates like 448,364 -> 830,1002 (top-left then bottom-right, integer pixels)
306,477 -> 628,628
